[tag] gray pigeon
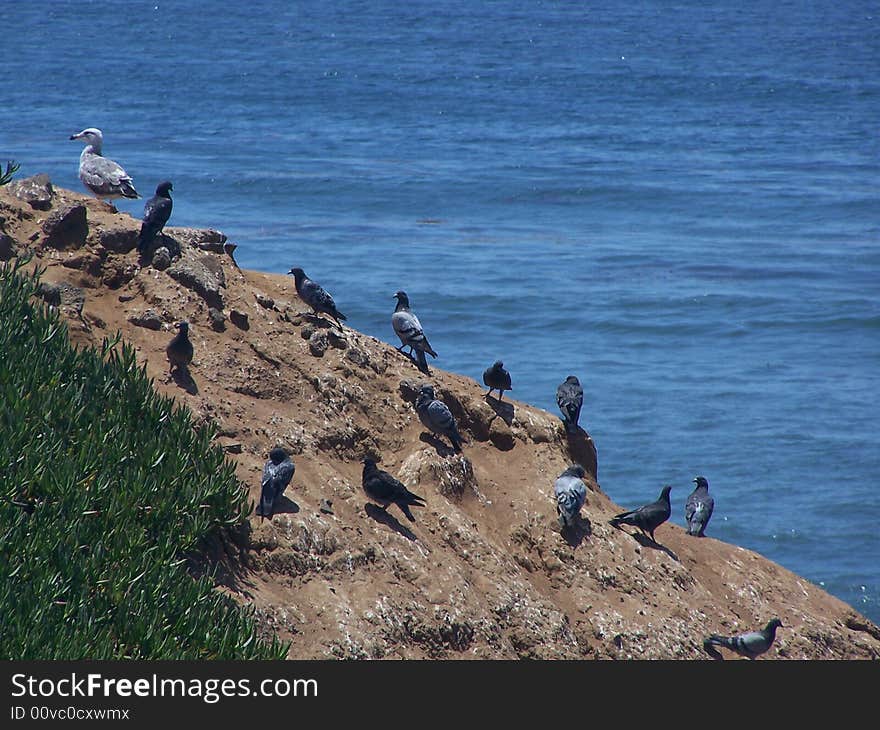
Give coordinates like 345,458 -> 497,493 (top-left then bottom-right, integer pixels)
415,385 -> 463,453
361,457 -> 426,522
69,127 -> 139,202
685,475 -> 715,537
556,375 -> 583,434
166,321 -> 193,374
554,464 -> 587,529
392,291 -> 437,374
287,267 -> 346,326
483,360 -> 512,401
257,447 -> 295,521
609,485 -> 672,542
137,180 -> 173,254
704,618 -> 783,660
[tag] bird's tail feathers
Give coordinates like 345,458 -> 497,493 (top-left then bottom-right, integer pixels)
416,349 -> 430,374
399,503 -> 416,522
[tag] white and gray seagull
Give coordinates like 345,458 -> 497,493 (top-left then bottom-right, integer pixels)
69,127 -> 139,204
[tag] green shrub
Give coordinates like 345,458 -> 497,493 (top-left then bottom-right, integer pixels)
0,160 -> 20,185
0,259 -> 288,659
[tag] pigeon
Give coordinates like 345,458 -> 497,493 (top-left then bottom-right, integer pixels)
287,267 -> 346,326
137,180 -> 173,254
69,127 -> 139,202
392,291 -> 437,374
554,464 -> 587,530
609,485 -> 672,542
257,447 -> 295,521
483,360 -> 512,401
361,457 -> 426,522
166,321 -> 193,374
415,385 -> 463,453
704,618 -> 783,660
556,375 -> 583,434
685,475 -> 715,537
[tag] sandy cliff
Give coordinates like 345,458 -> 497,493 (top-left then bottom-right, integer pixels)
2,177 -> 877,659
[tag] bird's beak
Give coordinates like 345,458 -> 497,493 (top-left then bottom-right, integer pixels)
69,134 -> 79,140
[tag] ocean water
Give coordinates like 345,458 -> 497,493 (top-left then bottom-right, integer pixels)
3,0 -> 878,624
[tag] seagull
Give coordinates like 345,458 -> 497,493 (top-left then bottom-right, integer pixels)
287,267 -> 346,326
609,485 -> 672,543
554,464 -> 587,530
166,321 -> 193,375
483,360 -> 512,401
685,475 -> 715,537
257,447 -> 295,521
361,457 -> 426,522
704,618 -> 783,660
137,180 -> 173,254
556,375 -> 583,434
392,290 -> 437,374
415,384 -> 463,453
69,127 -> 139,203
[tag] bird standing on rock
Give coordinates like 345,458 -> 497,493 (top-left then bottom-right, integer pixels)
554,464 -> 587,530
137,180 -> 173,254
609,485 -> 672,543
392,290 -> 437,374
361,457 -> 426,522
69,127 -> 139,203
166,321 -> 193,375
483,360 -> 512,401
685,475 -> 715,537
287,267 -> 347,326
258,447 -> 295,521
415,385 -> 464,453
703,618 -> 783,660
556,375 -> 583,434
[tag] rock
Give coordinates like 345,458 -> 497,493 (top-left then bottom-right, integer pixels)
62,252 -> 103,277
489,417 -> 516,451
166,250 -> 226,309
0,233 -> 17,261
345,347 -> 370,368
95,224 -> 137,253
128,309 -> 164,330
327,328 -> 347,349
229,309 -> 248,330
101,260 -> 138,289
38,281 -> 85,316
208,307 -> 227,332
164,227 -> 226,249
41,204 -> 87,249
300,324 -> 316,340
151,247 -> 172,271
8,173 -> 53,210
308,330 -> 329,357
255,293 -> 275,309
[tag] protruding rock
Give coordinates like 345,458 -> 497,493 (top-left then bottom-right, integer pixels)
37,281 -> 85,317
151,246 -> 172,271
166,250 -> 226,309
96,223 -> 137,253
255,293 -> 275,309
308,330 -> 329,357
102,260 -> 138,289
42,205 -> 87,249
399,449 -> 477,501
229,309 -> 248,330
208,307 -> 226,332
128,309 -> 164,330
8,173 -> 54,211
488,417 -> 516,451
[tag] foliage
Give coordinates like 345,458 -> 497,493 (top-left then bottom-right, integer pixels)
0,259 -> 287,659
0,160 -> 20,185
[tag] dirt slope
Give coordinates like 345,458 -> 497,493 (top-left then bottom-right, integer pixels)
2,178 -> 878,659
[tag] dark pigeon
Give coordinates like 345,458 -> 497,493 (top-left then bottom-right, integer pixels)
415,385 -> 464,453
685,475 -> 715,537
361,457 -> 426,522
483,360 -> 512,401
137,180 -> 173,254
257,447 -> 295,521
166,321 -> 193,374
287,267 -> 346,326
556,375 -> 583,434
554,464 -> 587,530
704,618 -> 783,660
609,485 -> 672,542
392,290 -> 437,374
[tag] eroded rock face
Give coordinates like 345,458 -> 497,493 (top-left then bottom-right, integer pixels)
42,205 -> 88,249
166,250 -> 226,309
8,173 -> 54,211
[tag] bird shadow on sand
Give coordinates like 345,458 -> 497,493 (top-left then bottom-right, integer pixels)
419,432 -> 459,457
560,516 -> 592,548
622,530 -> 679,561
364,503 -> 418,541
271,496 -> 300,516
169,367 -> 198,395
486,396 -> 515,425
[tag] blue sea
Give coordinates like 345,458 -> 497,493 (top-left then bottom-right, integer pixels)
3,0 -> 878,624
